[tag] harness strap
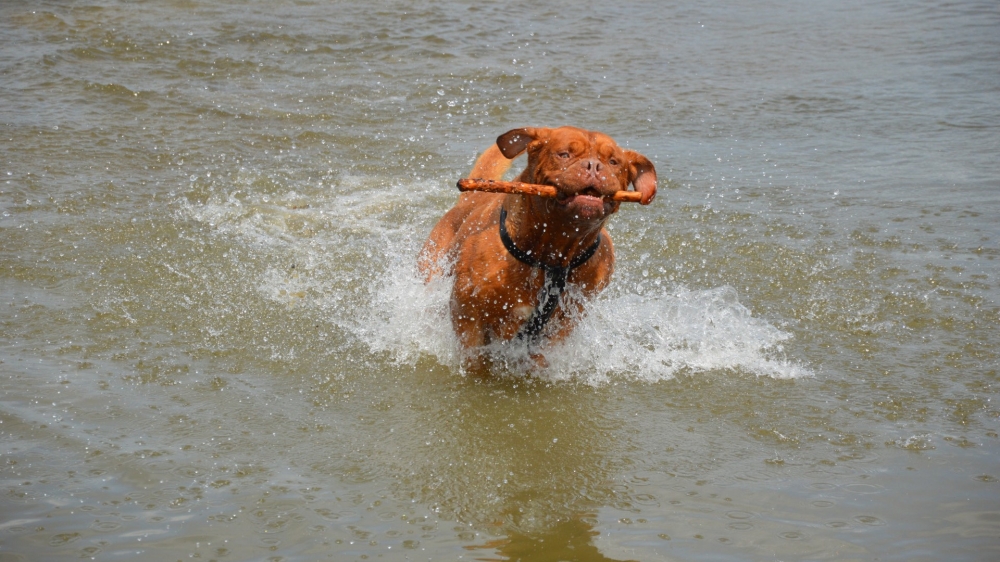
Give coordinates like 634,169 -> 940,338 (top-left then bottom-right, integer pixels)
498,206 -> 601,345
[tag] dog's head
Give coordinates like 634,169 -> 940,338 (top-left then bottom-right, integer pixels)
496,126 -> 656,220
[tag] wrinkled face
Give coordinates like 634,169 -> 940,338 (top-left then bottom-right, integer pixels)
497,125 -> 657,220
527,128 -> 629,221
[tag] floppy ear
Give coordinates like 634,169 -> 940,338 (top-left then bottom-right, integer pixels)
625,150 -> 657,205
496,127 -> 548,159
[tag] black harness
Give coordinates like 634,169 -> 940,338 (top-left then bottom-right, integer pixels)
498,206 -> 601,345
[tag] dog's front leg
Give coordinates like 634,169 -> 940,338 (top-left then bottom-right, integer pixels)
450,295 -> 492,373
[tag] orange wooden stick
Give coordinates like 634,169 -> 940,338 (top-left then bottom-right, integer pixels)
457,178 -> 643,203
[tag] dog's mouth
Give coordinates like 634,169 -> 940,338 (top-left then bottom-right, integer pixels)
554,186 -> 614,219
555,186 -> 604,203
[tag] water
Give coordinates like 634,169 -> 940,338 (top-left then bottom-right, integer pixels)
2,0 -> 998,560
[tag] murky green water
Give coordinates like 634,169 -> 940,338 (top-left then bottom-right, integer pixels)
2,1 -> 998,560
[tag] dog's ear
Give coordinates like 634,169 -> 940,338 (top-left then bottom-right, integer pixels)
625,150 -> 657,205
496,127 -> 548,159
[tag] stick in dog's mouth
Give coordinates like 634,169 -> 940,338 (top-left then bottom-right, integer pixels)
457,178 -> 643,203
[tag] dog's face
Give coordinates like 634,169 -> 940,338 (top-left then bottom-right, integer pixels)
497,126 -> 656,221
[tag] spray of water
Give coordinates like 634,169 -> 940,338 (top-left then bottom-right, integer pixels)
364,263 -> 810,383
181,174 -> 811,384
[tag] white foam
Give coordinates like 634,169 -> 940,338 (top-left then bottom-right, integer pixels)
543,285 -> 812,383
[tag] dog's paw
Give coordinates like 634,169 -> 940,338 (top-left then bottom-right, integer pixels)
528,351 -> 550,371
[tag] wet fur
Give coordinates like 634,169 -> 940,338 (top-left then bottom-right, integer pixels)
418,126 -> 656,371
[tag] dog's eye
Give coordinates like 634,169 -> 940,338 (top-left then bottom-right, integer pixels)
609,158 -> 619,166
557,151 -> 570,159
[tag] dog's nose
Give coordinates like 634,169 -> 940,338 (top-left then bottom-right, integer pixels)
581,159 -> 603,177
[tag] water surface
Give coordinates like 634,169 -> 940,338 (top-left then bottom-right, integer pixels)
2,1 -> 999,560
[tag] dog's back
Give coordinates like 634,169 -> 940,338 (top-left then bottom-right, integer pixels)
417,144 -> 513,280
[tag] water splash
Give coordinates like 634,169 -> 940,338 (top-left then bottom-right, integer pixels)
544,285 -> 811,383
356,261 -> 461,369
364,268 -> 811,383
180,174 -> 811,384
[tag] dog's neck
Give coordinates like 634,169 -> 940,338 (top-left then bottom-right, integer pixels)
501,194 -> 606,269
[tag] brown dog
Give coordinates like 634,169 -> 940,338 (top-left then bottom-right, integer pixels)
418,126 -> 656,369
